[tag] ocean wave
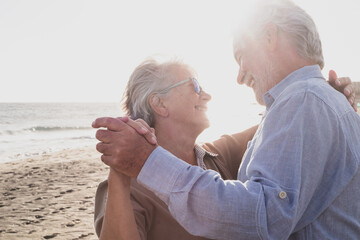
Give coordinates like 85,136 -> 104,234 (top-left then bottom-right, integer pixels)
70,136 -> 94,140
25,126 -> 92,132
0,130 -> 16,135
0,126 -> 93,135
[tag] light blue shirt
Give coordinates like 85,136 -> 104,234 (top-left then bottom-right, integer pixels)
138,65 -> 360,239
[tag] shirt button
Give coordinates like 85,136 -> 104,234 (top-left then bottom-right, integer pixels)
279,191 -> 287,199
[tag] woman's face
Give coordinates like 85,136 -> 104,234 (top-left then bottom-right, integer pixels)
162,65 -> 212,135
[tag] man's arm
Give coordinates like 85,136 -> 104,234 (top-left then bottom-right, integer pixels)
136,146 -> 260,239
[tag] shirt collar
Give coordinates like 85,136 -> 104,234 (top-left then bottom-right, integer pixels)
194,144 -> 218,158
194,144 -> 218,170
264,65 -> 325,109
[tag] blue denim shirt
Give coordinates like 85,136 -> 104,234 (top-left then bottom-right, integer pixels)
138,65 -> 360,239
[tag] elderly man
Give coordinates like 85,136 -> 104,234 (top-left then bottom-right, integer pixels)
93,0 -> 360,239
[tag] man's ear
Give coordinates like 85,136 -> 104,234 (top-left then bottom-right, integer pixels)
149,94 -> 169,117
264,23 -> 278,51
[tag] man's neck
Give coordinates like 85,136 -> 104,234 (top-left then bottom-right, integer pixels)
273,35 -> 318,84
274,47 -> 318,85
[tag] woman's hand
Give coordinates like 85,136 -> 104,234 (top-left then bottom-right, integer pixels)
328,70 -> 357,112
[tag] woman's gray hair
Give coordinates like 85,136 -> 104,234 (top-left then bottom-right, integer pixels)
235,0 -> 324,69
121,57 -> 193,127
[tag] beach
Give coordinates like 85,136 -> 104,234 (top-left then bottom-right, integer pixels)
0,102 -> 262,240
0,146 -> 108,240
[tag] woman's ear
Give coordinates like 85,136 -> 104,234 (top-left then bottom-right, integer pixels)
149,94 -> 169,117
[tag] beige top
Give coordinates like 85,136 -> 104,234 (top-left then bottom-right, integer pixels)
94,126 -> 257,240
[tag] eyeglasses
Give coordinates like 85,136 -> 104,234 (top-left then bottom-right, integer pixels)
157,77 -> 202,95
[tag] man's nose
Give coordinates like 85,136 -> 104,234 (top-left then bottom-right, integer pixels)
200,89 -> 212,102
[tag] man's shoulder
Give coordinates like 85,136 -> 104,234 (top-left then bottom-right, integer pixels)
284,77 -> 329,96
279,78 -> 352,117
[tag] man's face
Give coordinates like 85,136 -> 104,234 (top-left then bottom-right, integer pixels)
234,37 -> 274,105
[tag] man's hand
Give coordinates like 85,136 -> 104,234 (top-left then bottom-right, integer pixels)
92,117 -> 158,178
120,116 -> 157,145
328,70 -> 357,112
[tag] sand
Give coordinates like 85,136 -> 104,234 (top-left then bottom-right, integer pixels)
0,146 -> 109,240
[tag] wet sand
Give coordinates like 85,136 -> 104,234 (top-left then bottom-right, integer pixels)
0,146 -> 108,240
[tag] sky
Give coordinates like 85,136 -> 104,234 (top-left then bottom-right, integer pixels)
1,0 -> 360,135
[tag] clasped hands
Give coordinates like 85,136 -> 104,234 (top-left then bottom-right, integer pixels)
92,117 -> 158,178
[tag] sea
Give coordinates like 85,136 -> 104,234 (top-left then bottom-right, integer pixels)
0,102 -> 267,164
0,102 -> 123,164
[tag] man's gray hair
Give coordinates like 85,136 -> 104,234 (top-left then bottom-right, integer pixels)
236,0 -> 324,69
122,57 -> 192,127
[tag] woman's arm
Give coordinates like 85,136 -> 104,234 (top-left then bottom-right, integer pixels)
202,125 -> 258,179
100,168 -> 141,240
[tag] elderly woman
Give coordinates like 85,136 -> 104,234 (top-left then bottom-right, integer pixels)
94,58 -> 257,240
93,58 -> 355,240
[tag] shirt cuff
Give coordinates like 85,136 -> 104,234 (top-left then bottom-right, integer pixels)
137,146 -> 190,204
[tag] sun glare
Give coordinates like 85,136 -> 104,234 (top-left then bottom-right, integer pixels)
0,0 -> 359,140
